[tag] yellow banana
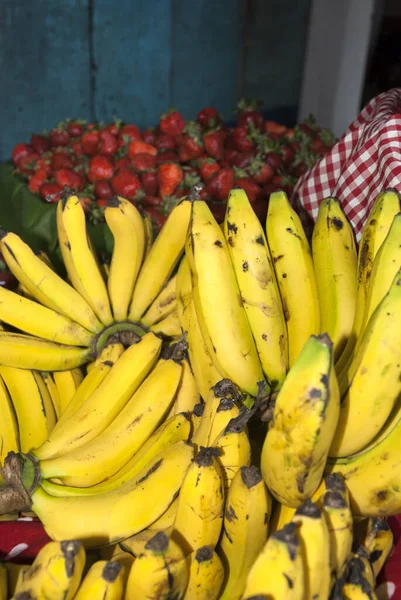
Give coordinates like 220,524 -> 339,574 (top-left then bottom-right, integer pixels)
363,517 -> 394,578
1,230 -> 102,334
0,374 -> 19,467
208,397 -> 240,444
323,487 -> 353,579
0,367 -> 55,452
173,358 -> 200,414
52,368 -> 83,415
40,413 -> 191,497
74,560 -> 125,600
0,332 -> 91,371
224,188 -> 288,387
40,358 -> 182,487
41,372 -> 62,420
353,546 -> 376,588
171,446 -> 225,555
3,563 -> 29,599
219,465 -> 272,600
105,196 -> 144,321
292,499 -> 331,600
0,563 -> 6,600
0,287 -> 94,347
142,210 -> 154,257
141,275 -> 177,327
335,188 -> 401,374
176,256 -> 221,400
262,333 -> 339,506
125,531 -> 189,600
312,197 -> 357,360
330,267 -> 401,457
129,193 -> 193,320
269,501 -> 297,534
14,540 -> 85,599
266,190 -> 320,366
150,308 -> 182,337
183,546 -> 224,600
242,522 -> 305,600
54,342 -> 124,428
334,552 -> 378,599
187,199 -> 264,395
30,441 -> 194,546
191,402 -> 205,438
34,332 -> 162,460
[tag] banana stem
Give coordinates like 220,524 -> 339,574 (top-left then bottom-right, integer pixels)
93,320 -> 149,356
0,452 -> 36,514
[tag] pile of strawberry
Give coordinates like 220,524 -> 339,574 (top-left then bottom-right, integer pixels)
10,100 -> 336,229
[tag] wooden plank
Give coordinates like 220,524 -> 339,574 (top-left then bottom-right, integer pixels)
0,0 -> 91,161
92,0 -> 172,127
243,0 -> 311,112
170,0 -> 243,121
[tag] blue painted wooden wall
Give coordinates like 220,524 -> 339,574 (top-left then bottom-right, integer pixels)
0,0 -> 311,160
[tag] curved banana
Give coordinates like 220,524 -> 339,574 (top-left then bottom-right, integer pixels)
40,359 -> 182,487
323,487 -> 353,579
191,402 -> 205,438
333,552 -> 377,599
0,287 -> 94,347
269,501 -> 297,534
330,267 -> 401,457
261,333 -> 339,506
0,374 -> 19,469
34,332 -> 162,460
31,441 -> 194,546
58,195 -> 113,325
150,308 -> 181,338
176,256 -> 221,400
312,197 -> 357,360
129,194 -> 193,320
74,560 -> 125,600
363,517 -> 394,578
53,368 -> 83,415
14,540 -> 85,600
141,275 -> 177,327
242,522 -> 305,600
54,342 -> 124,428
0,332 -> 91,371
0,367 -> 55,452
208,397 -> 240,444
224,188 -> 288,387
335,188 -> 401,375
166,358 -> 200,420
105,196 -> 144,321
266,190 -> 320,366
292,499 -> 331,600
142,210 -> 154,257
184,546 -> 224,600
1,230 -> 102,334
171,446 -> 225,555
0,563 -> 6,600
186,199 -> 264,395
41,372 -> 62,420
219,465 -> 272,600
41,413 -> 191,498
125,531 -> 189,600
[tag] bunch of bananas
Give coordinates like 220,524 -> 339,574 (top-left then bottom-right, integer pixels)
0,183 -> 400,599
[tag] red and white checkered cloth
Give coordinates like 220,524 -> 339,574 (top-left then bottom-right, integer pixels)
292,88 -> 401,241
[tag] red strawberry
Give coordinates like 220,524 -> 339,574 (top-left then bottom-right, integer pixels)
280,145 -> 295,167
141,169 -> 159,196
67,121 -> 85,137
143,128 -> 157,145
28,169 -> 48,193
155,133 -> 177,151
197,107 -> 222,129
96,198 -> 108,209
178,121 -> 204,162
143,195 -> 164,208
49,128 -> 69,148
71,140 -> 84,157
55,169 -> 84,191
94,180 -> 113,200
249,157 -> 274,185
117,124 -> 142,147
206,167 -> 234,201
230,151 -> 253,169
262,182 -> 281,198
156,150 -> 178,164
203,129 -> 226,160
99,130 -> 118,156
230,127 -> 254,153
272,174 -> 297,195
78,195 -> 94,212
88,156 -> 114,183
17,153 -> 39,175
265,152 -> 282,171
199,158 -> 220,182
234,176 -> 262,204
252,200 -> 268,224
104,122 -> 121,136
39,182 -> 63,202
264,121 -> 287,138
236,99 -> 264,132
131,153 -> 157,172
30,134 -> 50,155
115,157 -> 130,170
51,152 -> 74,171
81,131 -> 100,155
224,149 -> 238,165
146,207 -> 167,231
157,163 -> 183,197
12,143 -> 31,165
160,109 -> 185,136
35,157 -> 52,177
128,140 -> 157,158
111,167 -> 142,199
